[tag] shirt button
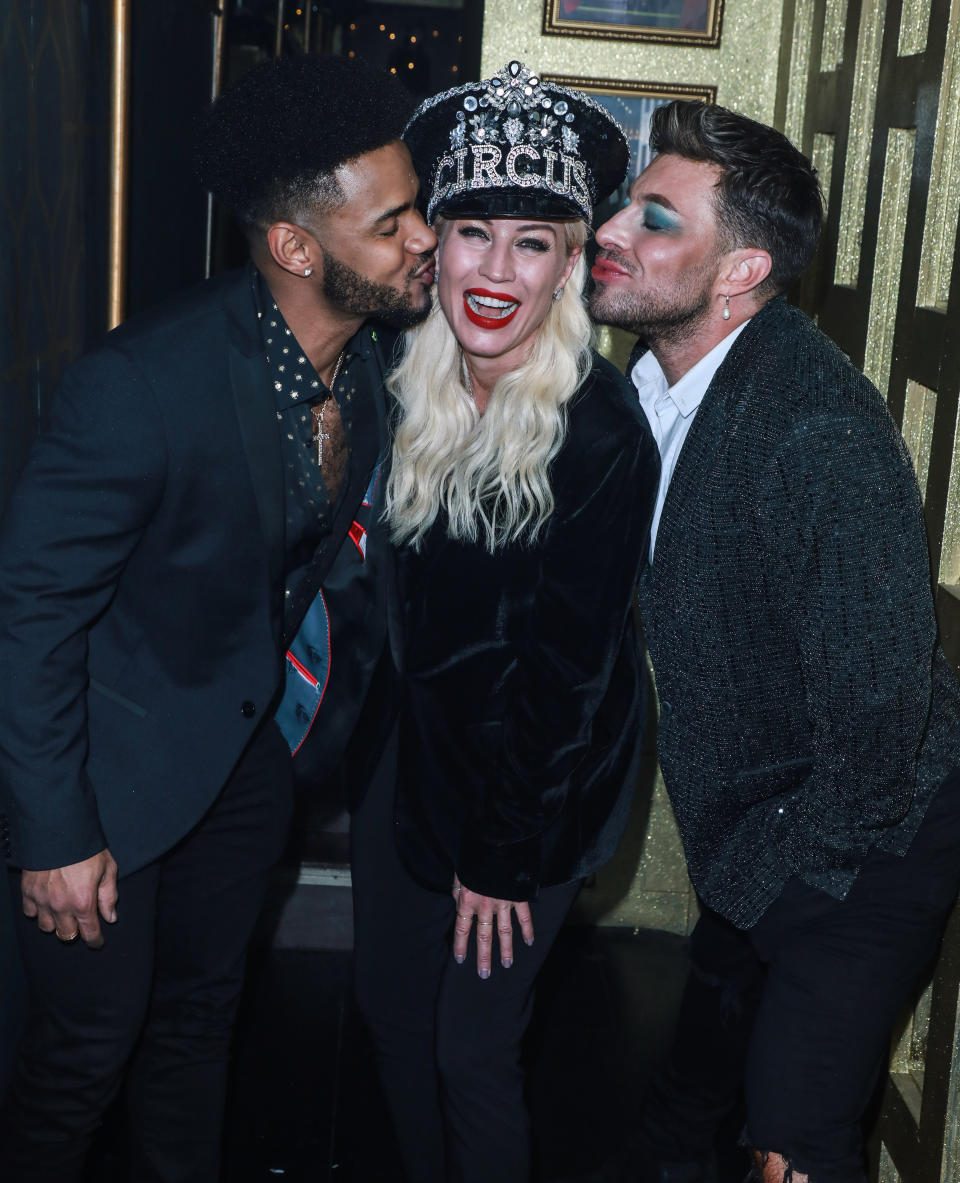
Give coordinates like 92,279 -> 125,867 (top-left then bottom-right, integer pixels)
241,701 -> 257,719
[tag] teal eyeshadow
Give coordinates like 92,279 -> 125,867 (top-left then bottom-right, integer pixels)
644,202 -> 680,230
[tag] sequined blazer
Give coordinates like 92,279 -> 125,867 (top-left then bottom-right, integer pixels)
635,296 -> 960,929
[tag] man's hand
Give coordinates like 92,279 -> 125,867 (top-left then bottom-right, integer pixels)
20,849 -> 119,949
452,873 -> 535,979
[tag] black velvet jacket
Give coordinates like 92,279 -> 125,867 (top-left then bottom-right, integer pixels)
636,297 -> 960,928
393,353 -> 660,901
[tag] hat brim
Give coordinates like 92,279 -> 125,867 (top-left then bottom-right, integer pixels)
434,189 -> 586,221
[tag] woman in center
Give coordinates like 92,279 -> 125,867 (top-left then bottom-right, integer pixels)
351,63 -> 659,1183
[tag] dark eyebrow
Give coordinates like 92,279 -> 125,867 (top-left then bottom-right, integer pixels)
373,201 -> 414,225
635,191 -> 678,212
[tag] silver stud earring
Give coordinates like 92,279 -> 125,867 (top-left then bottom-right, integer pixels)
553,287 -> 564,302
303,268 -> 312,278
722,294 -> 730,320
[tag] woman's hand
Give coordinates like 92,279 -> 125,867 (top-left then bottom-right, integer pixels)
451,873 -> 535,978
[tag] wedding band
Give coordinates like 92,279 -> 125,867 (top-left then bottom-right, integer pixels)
55,928 -> 80,942
476,919 -> 494,927
456,912 -> 472,921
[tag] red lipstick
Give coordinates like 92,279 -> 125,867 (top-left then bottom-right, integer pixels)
462,288 -> 520,330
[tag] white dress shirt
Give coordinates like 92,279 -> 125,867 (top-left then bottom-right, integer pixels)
632,321 -> 750,559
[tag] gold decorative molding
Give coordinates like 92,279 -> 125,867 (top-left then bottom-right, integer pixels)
785,0 -> 816,148
901,380 -> 938,502
204,7 -> 228,281
916,0 -> 960,311
108,0 -> 131,330
541,74 -> 716,103
274,0 -> 284,58
863,128 -> 915,399
938,400 -> 960,585
940,962 -> 960,1181
890,980 -> 933,1076
878,1143 -> 901,1183
820,0 -> 848,72
899,0 -> 932,56
834,0 -> 885,288
812,131 -> 835,219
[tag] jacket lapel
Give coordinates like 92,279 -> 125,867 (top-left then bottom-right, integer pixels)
644,301 -> 781,576
224,268 -> 285,591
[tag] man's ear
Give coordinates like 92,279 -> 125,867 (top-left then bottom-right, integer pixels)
265,222 -> 317,278
717,248 -> 773,299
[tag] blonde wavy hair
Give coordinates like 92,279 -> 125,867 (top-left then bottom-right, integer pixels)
384,219 -> 592,552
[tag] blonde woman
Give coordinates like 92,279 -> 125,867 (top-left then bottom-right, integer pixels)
350,63 -> 659,1183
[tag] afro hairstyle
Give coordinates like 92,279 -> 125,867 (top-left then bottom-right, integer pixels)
195,53 -> 416,233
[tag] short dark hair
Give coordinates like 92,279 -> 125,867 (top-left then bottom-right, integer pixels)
649,101 -> 823,297
195,54 -> 415,235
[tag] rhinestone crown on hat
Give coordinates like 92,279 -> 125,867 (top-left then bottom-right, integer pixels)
407,61 -> 628,223
449,61 -> 580,155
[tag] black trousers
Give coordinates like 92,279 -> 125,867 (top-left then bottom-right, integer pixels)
0,720 -> 294,1183
351,728 -> 579,1183
637,767 -> 960,1183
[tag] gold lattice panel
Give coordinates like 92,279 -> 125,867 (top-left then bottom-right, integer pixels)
776,1 -> 960,1179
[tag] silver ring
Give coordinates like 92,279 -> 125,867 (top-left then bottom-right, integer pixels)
476,919 -> 494,927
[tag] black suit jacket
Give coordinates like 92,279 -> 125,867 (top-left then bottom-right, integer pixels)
636,297 -> 960,928
0,267 -> 365,874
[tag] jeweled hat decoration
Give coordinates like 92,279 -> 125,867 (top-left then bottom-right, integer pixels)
402,61 -> 630,223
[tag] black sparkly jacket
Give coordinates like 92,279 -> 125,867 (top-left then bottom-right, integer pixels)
635,296 -> 960,929
393,353 -> 660,901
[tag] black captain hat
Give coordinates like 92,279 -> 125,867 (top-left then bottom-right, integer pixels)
403,60 -> 630,224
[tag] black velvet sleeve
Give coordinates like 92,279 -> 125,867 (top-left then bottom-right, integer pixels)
456,364 -> 659,899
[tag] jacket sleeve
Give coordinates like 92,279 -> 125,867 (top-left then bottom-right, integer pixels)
0,347 -> 167,870
456,405 -> 659,899
759,410 -> 937,894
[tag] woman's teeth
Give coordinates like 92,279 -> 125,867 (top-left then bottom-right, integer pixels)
466,293 -> 519,318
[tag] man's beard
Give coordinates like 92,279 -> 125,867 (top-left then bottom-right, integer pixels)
322,248 -> 432,329
589,255 -> 715,350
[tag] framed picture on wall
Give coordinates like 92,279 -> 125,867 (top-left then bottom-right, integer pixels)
543,0 -> 724,47
541,76 -> 717,221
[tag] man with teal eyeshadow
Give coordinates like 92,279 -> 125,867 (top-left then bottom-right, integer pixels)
585,100 -> 960,1183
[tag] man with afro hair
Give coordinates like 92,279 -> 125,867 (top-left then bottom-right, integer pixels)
0,53 -> 435,1182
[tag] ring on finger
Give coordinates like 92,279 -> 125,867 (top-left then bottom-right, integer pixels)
476,919 -> 494,927
456,912 -> 473,921
55,928 -> 80,942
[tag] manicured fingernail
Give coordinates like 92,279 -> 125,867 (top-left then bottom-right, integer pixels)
524,936 -> 534,946
502,957 -> 513,969
479,968 -> 490,979
455,954 -> 465,964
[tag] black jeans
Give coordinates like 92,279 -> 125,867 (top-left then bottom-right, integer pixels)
636,767 -> 960,1182
0,720 -> 294,1183
351,727 -> 580,1183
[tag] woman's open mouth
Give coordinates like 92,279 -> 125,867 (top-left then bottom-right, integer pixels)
463,289 -> 520,330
